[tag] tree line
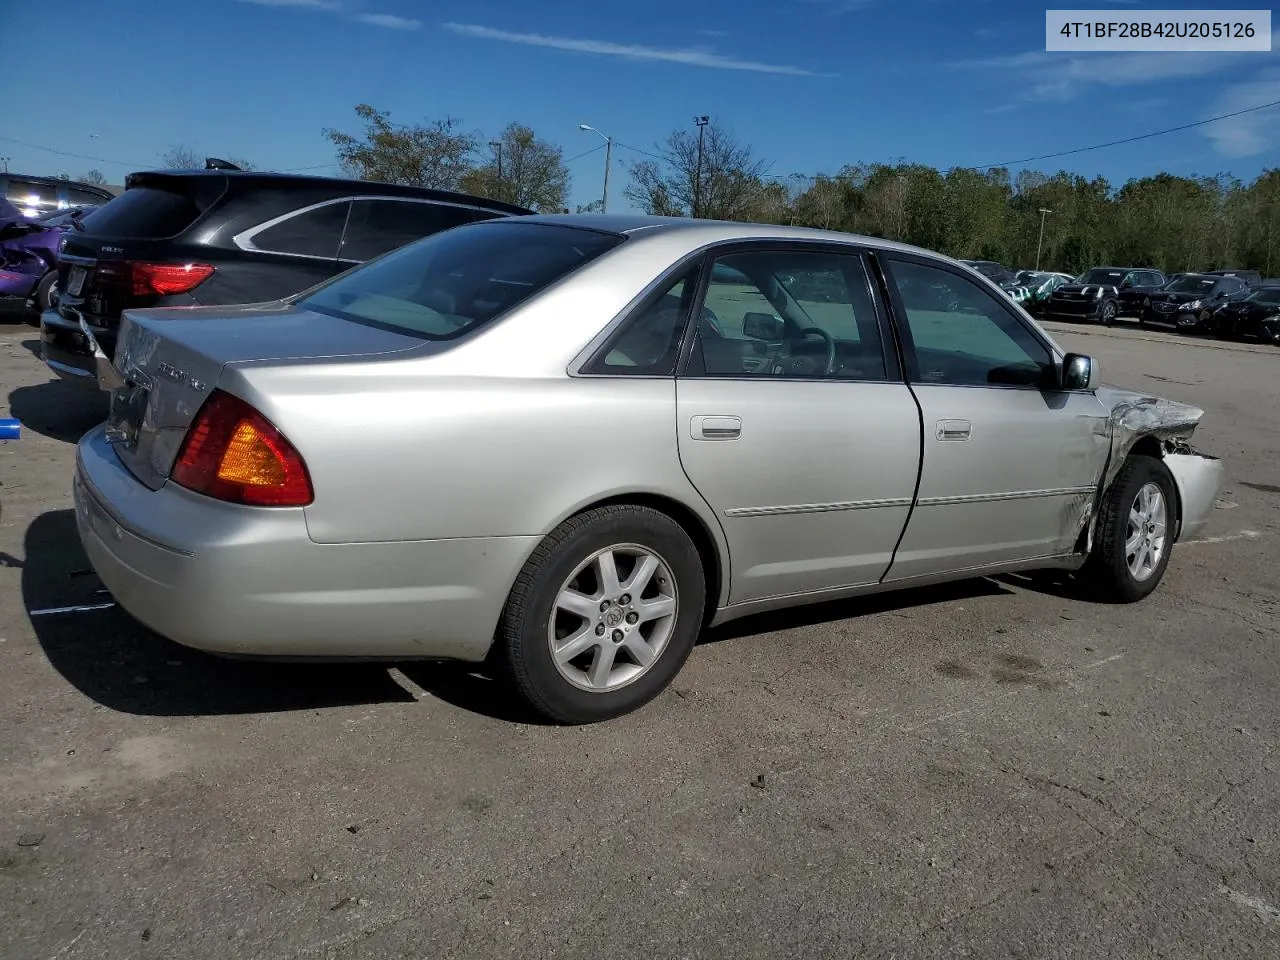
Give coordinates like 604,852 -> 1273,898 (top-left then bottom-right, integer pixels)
135,106 -> 1280,277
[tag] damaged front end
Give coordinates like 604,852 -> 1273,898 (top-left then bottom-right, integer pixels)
1084,385 -> 1224,549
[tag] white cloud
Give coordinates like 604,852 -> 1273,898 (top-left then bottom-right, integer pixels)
951,29 -> 1280,102
1204,70 -> 1280,157
355,13 -> 421,30
441,23 -> 832,76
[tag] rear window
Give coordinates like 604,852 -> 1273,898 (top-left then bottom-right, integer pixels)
301,221 -> 624,340
79,185 -> 210,239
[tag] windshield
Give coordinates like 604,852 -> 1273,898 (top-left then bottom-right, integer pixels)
300,221 -> 625,340
1163,276 -> 1216,293
1076,269 -> 1126,285
1245,287 -> 1280,305
1013,271 -> 1044,284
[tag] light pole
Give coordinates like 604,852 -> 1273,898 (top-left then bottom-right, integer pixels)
489,140 -> 503,198
1036,208 -> 1053,271
693,115 -> 709,219
578,124 -> 612,213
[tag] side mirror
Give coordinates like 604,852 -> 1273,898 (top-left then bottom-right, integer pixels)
742,312 -> 785,341
1062,353 -> 1097,390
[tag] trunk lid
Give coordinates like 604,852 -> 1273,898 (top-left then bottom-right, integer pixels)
56,173 -> 228,329
105,303 -> 427,490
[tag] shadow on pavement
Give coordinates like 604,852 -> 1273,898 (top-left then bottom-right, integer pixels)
702,577 -> 1014,644
24,510 -> 418,717
9,376 -> 107,444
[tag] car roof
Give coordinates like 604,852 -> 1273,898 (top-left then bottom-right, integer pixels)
507,213 -> 957,259
123,169 -> 534,216
1,172 -> 115,198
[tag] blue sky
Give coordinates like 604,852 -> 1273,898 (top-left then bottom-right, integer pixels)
5,0 -> 1278,210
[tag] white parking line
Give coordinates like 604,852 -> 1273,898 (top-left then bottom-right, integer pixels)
1182,530 -> 1264,546
1220,885 -> 1280,926
29,602 -> 117,617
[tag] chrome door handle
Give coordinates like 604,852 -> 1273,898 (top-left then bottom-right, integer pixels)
690,415 -> 742,441
936,419 -> 971,441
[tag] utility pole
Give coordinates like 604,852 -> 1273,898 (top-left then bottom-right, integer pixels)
693,115 -> 709,219
1035,208 -> 1053,271
578,124 -> 612,213
0,156 -> 8,173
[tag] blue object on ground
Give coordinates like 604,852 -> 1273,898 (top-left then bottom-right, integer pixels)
0,418 -> 21,440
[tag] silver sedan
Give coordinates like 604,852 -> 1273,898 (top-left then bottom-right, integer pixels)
73,215 -> 1224,723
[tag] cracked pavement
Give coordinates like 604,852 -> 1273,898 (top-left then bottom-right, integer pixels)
2,316 -> 1278,958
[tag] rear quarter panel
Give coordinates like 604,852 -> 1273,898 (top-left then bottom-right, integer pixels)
220,362 -> 727,555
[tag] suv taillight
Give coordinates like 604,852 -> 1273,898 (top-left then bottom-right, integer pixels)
130,262 -> 214,297
171,390 -> 313,507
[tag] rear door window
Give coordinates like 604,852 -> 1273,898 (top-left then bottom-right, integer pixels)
79,186 -> 205,238
338,199 -> 479,263
249,200 -> 350,259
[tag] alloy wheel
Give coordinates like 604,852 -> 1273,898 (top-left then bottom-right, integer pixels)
547,543 -> 679,693
1126,482 -> 1168,582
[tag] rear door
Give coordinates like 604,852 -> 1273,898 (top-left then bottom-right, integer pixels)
879,254 -> 1109,582
675,243 -> 922,604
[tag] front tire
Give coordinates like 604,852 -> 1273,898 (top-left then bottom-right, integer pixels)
1083,455 -> 1177,603
1099,299 -> 1118,326
496,505 -> 706,724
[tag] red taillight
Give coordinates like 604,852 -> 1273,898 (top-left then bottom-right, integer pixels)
171,390 -> 313,507
130,262 -> 214,297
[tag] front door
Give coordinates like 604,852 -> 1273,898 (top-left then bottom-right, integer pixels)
675,245 -> 922,604
879,255 -> 1110,582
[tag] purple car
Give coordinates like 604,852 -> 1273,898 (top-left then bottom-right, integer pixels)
0,199 -> 90,322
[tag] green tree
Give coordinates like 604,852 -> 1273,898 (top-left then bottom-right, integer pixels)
324,104 -> 478,190
625,120 -> 768,220
459,123 -> 570,212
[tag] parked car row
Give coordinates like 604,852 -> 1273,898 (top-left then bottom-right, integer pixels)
960,258 -> 1278,345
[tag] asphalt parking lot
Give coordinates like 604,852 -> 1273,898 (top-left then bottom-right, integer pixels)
2,315 -> 1278,959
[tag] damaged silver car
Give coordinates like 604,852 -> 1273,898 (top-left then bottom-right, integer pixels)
73,216 -> 1224,724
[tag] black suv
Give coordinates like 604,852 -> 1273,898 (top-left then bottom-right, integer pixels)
1044,267 -> 1166,325
1141,273 -> 1251,333
1205,268 -> 1262,286
40,170 -> 531,387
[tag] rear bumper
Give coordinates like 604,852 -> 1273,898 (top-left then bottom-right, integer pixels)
74,425 -> 536,661
1166,452 -> 1224,542
40,307 -> 115,389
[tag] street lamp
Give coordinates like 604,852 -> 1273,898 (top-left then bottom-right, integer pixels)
1036,208 -> 1053,271
489,140 -> 503,182
693,115 -> 709,219
578,123 -> 612,214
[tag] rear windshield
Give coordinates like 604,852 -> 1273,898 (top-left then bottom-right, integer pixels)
79,186 -> 207,239
300,221 -> 625,340
1077,269 -> 1126,285
1164,276 -> 1216,293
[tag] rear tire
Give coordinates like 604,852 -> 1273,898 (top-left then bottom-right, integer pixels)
29,271 -> 57,326
496,505 -> 706,724
1083,455 -> 1177,603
